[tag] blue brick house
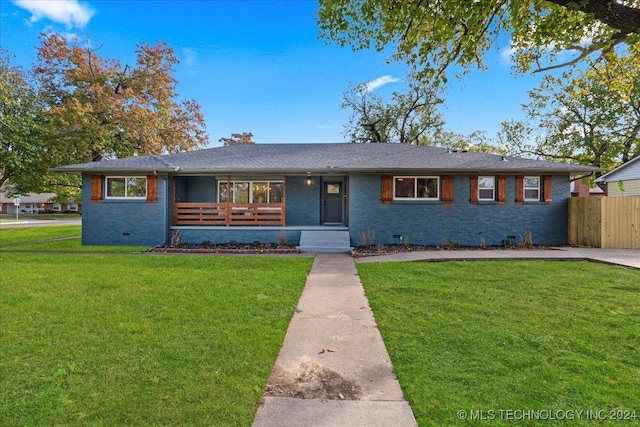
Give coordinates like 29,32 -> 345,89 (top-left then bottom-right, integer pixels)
55,143 -> 597,249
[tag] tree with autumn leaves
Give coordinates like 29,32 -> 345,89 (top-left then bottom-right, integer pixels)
1,34 -> 208,199
37,33 -> 208,162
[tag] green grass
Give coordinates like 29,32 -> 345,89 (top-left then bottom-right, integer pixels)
0,214 -> 81,221
0,226 -> 148,252
357,260 -> 640,426
0,253 -> 312,426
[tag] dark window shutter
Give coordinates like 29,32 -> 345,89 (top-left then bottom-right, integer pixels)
442,175 -> 454,204
91,175 -> 102,202
147,175 -> 158,203
515,175 -> 524,204
381,175 -> 393,204
544,175 -> 553,204
498,175 -> 506,204
469,175 -> 478,204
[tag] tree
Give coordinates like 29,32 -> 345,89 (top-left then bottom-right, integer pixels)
0,50 -> 47,191
219,132 -> 255,146
35,33 -> 208,164
439,130 -> 506,154
498,54 -> 640,176
318,0 -> 640,84
341,73 -> 444,144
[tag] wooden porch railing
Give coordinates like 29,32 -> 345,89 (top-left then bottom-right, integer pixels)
173,202 -> 285,226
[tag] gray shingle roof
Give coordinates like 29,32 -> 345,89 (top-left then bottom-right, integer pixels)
53,143 -> 599,174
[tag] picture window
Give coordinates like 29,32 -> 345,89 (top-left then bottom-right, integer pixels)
105,177 -> 147,199
394,176 -> 439,200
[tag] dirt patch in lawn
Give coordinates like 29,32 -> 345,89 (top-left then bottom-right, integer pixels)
265,362 -> 363,400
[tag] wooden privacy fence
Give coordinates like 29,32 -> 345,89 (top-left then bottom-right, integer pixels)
568,196 -> 640,249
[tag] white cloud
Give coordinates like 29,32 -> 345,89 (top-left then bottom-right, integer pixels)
499,45 -> 516,65
364,75 -> 401,92
182,48 -> 198,66
13,0 -> 95,28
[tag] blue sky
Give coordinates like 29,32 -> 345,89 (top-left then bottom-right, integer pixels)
1,0 -> 543,147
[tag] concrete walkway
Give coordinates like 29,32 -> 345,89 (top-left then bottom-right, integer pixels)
0,218 -> 81,228
253,247 -> 638,426
252,253 -> 418,427
354,247 -> 640,269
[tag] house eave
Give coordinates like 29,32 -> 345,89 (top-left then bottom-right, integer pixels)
52,167 -> 179,174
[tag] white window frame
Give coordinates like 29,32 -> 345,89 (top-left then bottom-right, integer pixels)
478,176 -> 495,201
393,176 -> 440,200
524,176 -> 540,201
105,176 -> 147,200
218,180 -> 284,203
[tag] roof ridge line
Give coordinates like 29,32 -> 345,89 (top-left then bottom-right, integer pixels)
152,154 -> 177,169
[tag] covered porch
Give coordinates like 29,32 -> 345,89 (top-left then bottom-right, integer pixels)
171,174 -> 348,228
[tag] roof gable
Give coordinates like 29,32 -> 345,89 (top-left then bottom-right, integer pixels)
595,155 -> 640,182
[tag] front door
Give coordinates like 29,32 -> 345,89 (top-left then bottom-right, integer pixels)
323,181 -> 343,224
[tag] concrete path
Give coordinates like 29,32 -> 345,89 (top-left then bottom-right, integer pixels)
0,218 -> 81,228
253,246 -> 638,426
252,253 -> 418,427
353,247 -> 640,269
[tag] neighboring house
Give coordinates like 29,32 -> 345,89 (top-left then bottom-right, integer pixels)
570,180 -> 604,197
0,192 -> 81,214
595,155 -> 640,196
54,143 -> 597,249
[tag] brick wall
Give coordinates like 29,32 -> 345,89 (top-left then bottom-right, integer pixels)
285,176 -> 321,225
348,174 -> 570,247
81,174 -> 168,246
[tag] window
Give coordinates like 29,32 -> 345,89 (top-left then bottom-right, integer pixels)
478,176 -> 495,201
218,181 -> 283,203
105,177 -> 147,199
394,176 -> 439,200
524,176 -> 540,201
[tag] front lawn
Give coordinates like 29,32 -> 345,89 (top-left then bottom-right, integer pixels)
0,225 -> 148,252
0,253 -> 313,426
357,260 -> 640,426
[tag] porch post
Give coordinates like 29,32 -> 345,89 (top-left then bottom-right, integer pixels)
226,175 -> 231,227
172,176 -> 177,226
281,175 -> 286,226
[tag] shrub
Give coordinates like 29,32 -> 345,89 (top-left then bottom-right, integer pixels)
170,230 -> 181,247
360,228 -> 376,248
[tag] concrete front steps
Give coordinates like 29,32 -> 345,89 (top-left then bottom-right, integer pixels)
298,230 -> 351,253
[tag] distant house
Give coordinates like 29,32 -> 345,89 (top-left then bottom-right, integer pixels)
54,143 -> 597,250
0,192 -> 81,214
571,180 -> 604,197
595,155 -> 640,196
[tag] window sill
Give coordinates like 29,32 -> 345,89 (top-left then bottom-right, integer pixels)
391,199 -> 442,204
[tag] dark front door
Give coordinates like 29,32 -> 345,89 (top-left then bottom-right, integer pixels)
323,181 -> 343,224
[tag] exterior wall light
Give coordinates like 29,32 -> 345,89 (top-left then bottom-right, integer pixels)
305,175 -> 313,187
